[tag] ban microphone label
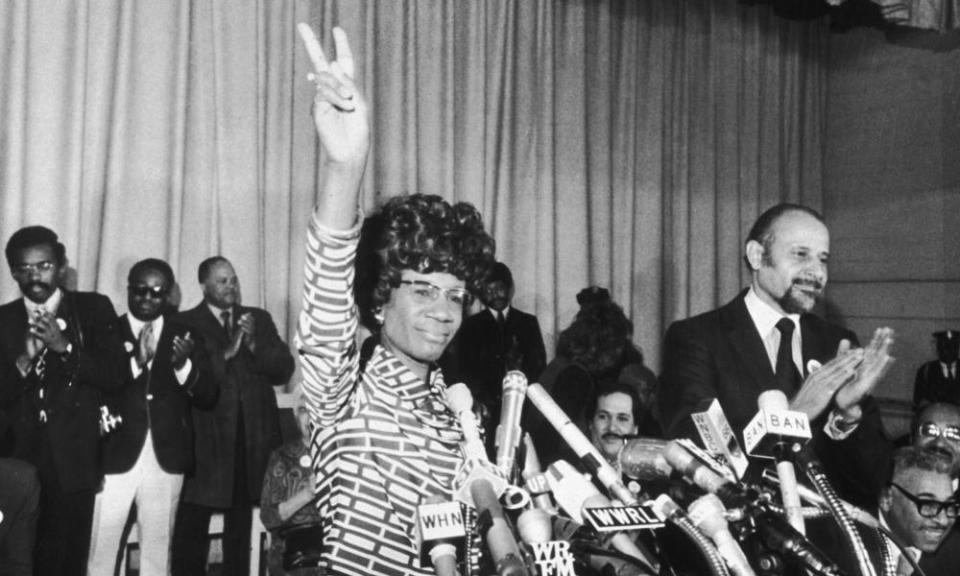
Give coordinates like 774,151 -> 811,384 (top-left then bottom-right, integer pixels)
582,504 -> 666,532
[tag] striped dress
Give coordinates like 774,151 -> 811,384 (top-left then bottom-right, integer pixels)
296,214 -> 470,576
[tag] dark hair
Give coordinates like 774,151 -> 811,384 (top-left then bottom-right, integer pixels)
743,203 -> 825,268
586,380 -> 641,424
128,258 -> 176,287
576,286 -> 611,309
556,298 -> 633,376
486,262 -> 514,289
5,226 -> 66,268
197,256 -> 230,283
889,446 -> 953,483
365,194 -> 495,311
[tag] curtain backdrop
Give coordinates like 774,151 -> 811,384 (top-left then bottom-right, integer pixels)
0,0 -> 828,383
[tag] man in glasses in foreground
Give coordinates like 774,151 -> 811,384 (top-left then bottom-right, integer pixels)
88,258 -> 217,575
912,402 -> 960,475
0,225 -> 125,575
877,446 -> 960,576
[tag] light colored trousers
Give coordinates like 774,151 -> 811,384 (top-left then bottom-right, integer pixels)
87,430 -> 183,576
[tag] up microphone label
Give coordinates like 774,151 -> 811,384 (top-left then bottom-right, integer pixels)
581,504 -> 666,532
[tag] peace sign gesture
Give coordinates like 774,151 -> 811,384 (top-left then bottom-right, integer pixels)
297,24 -> 370,168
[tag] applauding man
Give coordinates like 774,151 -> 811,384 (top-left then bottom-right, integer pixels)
172,256 -> 294,576
89,258 -> 217,576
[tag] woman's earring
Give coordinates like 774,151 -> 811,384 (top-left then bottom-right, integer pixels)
374,308 -> 384,325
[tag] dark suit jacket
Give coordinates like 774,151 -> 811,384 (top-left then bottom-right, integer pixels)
658,290 -> 892,509
176,302 -> 294,507
0,291 -> 125,492
99,314 -> 218,475
914,360 -> 960,408
0,457 -> 39,576
448,307 -> 546,413
809,516 -> 960,576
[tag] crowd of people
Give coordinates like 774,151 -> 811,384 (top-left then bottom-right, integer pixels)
1,22 -> 959,576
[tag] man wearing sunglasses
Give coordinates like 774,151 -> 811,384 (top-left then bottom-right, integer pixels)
88,258 -> 217,576
877,446 -> 960,576
0,225 -> 126,576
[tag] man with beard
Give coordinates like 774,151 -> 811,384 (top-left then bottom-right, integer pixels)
658,204 -> 895,508
0,225 -> 125,575
171,256 -> 294,576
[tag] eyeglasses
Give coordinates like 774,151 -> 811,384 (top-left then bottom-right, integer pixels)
13,261 -> 56,275
128,285 -> 168,299
890,483 -> 960,518
918,422 -> 960,442
399,280 -> 470,306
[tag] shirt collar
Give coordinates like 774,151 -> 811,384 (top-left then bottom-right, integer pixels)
127,313 -> 164,338
744,286 -> 800,339
207,302 -> 232,320
24,288 -> 63,317
488,305 -> 511,320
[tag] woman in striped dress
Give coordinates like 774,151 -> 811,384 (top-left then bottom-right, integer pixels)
295,25 -> 496,576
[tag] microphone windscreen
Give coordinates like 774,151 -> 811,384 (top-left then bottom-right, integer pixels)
447,383 -> 473,414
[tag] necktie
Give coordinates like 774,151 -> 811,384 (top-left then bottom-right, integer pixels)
775,318 -> 801,394
221,310 -> 232,340
496,310 -> 505,328
897,547 -> 919,576
140,321 -> 156,365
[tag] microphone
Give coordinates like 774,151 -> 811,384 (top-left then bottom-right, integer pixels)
618,437 -> 672,482
545,461 -> 658,574
526,383 -> 636,505
751,509 -> 848,576
686,494 -> 755,576
447,384 -> 528,576
690,398 -> 749,480
416,495 -> 466,576
521,434 -> 557,513
661,440 -> 752,508
744,390 -> 811,533
760,469 -> 879,529
495,371 -> 528,481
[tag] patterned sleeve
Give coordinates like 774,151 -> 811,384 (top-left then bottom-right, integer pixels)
259,449 -> 287,531
295,210 -> 364,429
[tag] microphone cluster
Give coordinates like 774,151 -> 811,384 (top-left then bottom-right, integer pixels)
417,371 -> 868,576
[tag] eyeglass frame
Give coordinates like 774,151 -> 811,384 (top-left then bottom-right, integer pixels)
918,422 -> 960,442
12,261 -> 57,275
398,279 -> 471,307
889,482 -> 960,519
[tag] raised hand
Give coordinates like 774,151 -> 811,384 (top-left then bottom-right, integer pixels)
237,312 -> 257,353
834,327 -> 895,419
297,24 -> 369,168
171,331 -> 195,370
137,322 -> 157,368
789,342 -> 864,421
30,310 -> 70,354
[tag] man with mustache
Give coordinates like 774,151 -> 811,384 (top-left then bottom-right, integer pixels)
659,203 -> 895,508
0,225 -> 125,576
911,403 -> 960,475
587,382 -> 642,466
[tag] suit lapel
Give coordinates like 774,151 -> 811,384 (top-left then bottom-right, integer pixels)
722,293 -> 776,396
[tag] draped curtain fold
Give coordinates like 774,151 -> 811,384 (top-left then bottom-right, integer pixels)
0,0 -> 827,378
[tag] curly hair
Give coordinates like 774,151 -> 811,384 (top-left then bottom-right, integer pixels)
5,226 -> 67,268
556,297 -> 633,376
357,194 -> 495,316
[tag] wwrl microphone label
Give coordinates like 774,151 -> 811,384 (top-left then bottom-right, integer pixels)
582,504 -> 665,532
